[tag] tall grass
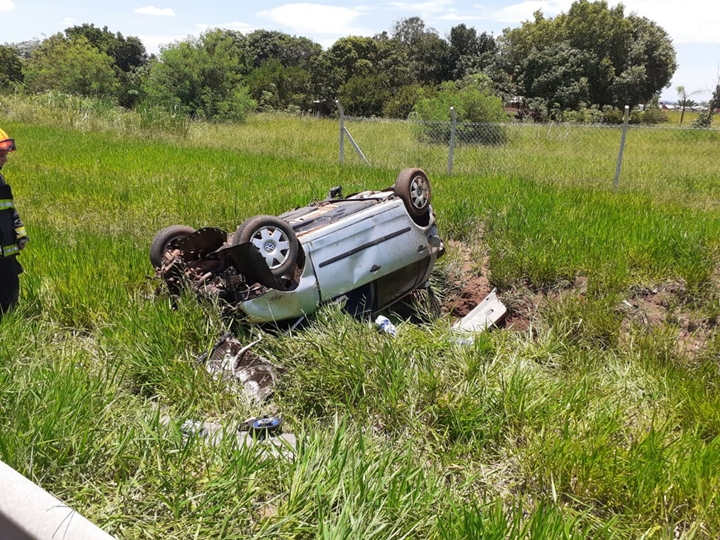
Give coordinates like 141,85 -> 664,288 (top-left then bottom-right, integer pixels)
1,92 -> 189,138
1,104 -> 720,538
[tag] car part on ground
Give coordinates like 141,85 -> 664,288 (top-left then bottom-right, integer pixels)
151,168 -> 445,323
242,416 -> 284,439
174,417 -> 297,459
197,333 -> 282,403
452,289 -> 507,333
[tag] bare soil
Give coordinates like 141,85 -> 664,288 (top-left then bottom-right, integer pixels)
439,240 -> 493,318
439,248 -> 718,357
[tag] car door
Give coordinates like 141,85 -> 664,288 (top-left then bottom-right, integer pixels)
305,200 -> 430,302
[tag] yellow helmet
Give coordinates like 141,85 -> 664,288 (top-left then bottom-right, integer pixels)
0,128 -> 16,152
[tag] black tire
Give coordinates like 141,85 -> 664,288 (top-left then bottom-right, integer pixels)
394,168 -> 431,217
233,215 -> 299,276
150,225 -> 195,268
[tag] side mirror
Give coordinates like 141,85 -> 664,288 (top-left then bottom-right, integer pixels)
327,186 -> 343,200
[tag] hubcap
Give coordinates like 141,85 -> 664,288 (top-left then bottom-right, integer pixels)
410,176 -> 429,209
250,226 -> 290,270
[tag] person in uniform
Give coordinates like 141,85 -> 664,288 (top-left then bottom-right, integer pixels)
0,128 -> 29,315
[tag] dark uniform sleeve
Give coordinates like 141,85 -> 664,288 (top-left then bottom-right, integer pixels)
0,171 -> 28,248
13,207 -> 28,247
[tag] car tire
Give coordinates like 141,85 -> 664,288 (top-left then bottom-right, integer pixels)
233,215 -> 299,276
150,225 -> 196,268
394,168 -> 431,217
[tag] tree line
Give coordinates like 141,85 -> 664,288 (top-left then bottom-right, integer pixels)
0,1 -> 691,125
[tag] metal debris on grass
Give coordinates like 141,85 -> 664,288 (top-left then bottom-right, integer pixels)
197,332 -> 282,403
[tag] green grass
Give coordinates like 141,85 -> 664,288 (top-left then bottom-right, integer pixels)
1,100 -> 720,538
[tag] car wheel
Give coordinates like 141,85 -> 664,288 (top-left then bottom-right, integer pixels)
150,225 -> 195,268
394,168 -> 431,217
233,215 -> 299,276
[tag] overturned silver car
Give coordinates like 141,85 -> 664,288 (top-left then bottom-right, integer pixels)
151,168 -> 444,323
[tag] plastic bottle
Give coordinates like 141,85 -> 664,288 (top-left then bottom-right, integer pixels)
375,315 -> 398,337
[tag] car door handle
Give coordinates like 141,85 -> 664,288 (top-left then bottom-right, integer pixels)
370,264 -> 381,273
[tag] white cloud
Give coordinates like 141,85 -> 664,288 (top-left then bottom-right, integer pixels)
467,0 -> 569,24
64,17 -> 76,24
196,22 -> 254,33
444,1 -> 720,44
0,0 -> 15,12
468,0 -> 720,44
388,0 -> 456,16
258,3 -> 369,35
495,1 -> 568,22
388,0 -> 464,26
619,0 -> 720,44
135,6 -> 176,17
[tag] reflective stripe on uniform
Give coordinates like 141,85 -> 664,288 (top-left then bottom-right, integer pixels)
1,244 -> 19,257
15,227 -> 27,238
0,199 -> 14,210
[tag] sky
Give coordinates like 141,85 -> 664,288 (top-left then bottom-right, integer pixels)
1,0 -> 719,102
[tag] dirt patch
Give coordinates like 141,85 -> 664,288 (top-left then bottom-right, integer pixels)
439,240 -> 493,318
618,282 -> 717,357
439,251 -> 717,357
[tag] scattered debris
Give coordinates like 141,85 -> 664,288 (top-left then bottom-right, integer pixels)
180,419 -> 224,445
453,288 -> 507,333
237,429 -> 297,461
241,415 -> 284,439
197,333 -> 282,403
375,315 -> 398,337
175,416 -> 297,459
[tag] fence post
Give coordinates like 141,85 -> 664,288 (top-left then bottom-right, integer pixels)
448,107 -> 457,175
335,100 -> 370,166
613,105 -> 630,190
336,100 -> 345,165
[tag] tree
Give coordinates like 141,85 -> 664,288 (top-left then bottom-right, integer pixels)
391,17 -> 451,85
245,30 -> 321,70
412,74 -> 509,144
63,24 -> 149,106
142,29 -> 255,121
614,15 -> 676,106
23,34 -> 120,97
448,24 -> 497,79
382,84 -> 435,119
391,17 -> 428,54
522,42 -> 590,113
338,74 -> 390,117
497,1 -> 677,111
65,24 -> 148,72
692,84 -> 719,128
9,39 -> 41,60
246,58 -> 311,111
0,45 -> 23,89
309,36 -> 380,101
675,85 -> 702,125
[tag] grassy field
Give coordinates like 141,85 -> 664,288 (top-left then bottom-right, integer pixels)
1,100 -> 720,538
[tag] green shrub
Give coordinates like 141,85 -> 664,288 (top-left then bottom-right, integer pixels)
411,74 -> 509,145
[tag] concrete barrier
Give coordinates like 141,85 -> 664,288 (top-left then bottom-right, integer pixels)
0,460 -> 114,540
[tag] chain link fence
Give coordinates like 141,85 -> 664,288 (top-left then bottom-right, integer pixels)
336,104 -> 720,199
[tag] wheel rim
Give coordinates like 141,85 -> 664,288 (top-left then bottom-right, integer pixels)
410,175 -> 429,210
250,227 -> 291,270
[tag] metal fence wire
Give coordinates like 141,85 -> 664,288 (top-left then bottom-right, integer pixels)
336,104 -> 720,194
